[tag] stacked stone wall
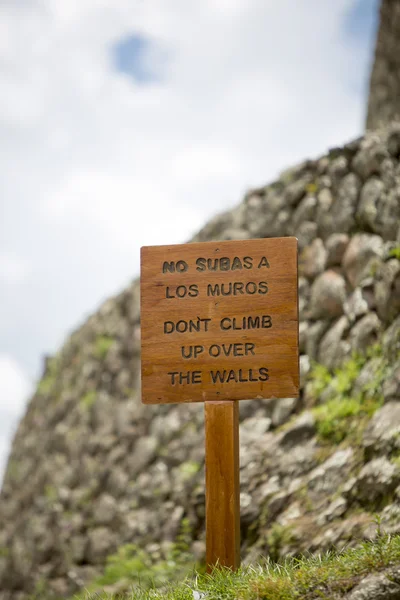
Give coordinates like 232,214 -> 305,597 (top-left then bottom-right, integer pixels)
0,126 -> 400,599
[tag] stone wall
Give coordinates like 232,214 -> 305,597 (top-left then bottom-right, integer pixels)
0,125 -> 400,599
366,0 -> 400,130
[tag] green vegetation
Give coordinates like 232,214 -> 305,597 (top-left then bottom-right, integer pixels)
388,246 -> 400,260
309,345 -> 388,445
75,534 -> 400,600
80,390 -> 97,410
37,355 -> 60,395
94,335 -> 115,360
179,461 -> 201,479
265,524 -> 294,562
78,519 -> 196,596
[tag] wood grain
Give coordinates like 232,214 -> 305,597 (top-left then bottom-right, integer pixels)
205,400 -> 240,571
140,237 -> 299,404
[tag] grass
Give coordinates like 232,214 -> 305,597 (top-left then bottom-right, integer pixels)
308,345 -> 388,445
74,534 -> 400,600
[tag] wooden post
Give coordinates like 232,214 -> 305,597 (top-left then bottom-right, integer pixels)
204,400 -> 240,572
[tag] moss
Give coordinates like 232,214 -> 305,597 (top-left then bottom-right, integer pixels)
80,390 -> 96,410
179,461 -> 201,479
94,335 -> 114,360
44,484 -> 58,503
309,345 -> 388,445
305,181 -> 318,194
37,356 -> 60,395
388,246 -> 400,260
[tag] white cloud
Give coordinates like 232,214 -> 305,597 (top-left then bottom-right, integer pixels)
0,253 -> 30,284
0,0 -> 374,475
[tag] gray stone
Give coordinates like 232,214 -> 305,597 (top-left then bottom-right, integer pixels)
383,360 -> 400,403
128,436 -> 158,477
306,320 -> 330,361
325,233 -> 349,267
279,412 -> 315,448
342,234 -> 384,288
350,312 -> 382,353
345,566 -> 400,600
375,259 -> 400,323
357,177 -> 386,230
309,270 -> 347,319
299,238 -> 327,279
363,402 -> 400,454
271,398 -> 298,428
320,173 -> 361,236
93,494 -> 118,525
344,288 -> 370,323
318,316 -> 351,369
86,527 -> 117,564
353,458 -> 400,506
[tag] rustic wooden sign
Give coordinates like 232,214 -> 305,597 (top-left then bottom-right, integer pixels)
140,237 -> 299,571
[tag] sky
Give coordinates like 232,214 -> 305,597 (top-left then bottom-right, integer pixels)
0,0 -> 379,481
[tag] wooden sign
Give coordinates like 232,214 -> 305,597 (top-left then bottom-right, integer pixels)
140,237 -> 299,572
140,237 -> 299,404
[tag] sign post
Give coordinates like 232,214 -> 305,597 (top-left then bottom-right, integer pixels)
140,237 -> 299,571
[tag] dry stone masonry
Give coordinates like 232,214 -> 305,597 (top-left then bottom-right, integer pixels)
0,124 -> 399,599
367,0 -> 400,130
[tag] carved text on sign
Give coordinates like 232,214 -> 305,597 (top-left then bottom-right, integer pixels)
141,238 -> 299,404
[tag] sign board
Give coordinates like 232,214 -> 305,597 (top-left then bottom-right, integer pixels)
140,237 -> 299,405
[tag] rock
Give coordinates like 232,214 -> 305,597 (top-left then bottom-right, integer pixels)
357,177 -> 385,231
93,494 -> 118,526
307,448 -> 354,498
351,458 -> 400,506
318,316 -> 351,369
86,527 -> 117,564
342,234 -> 384,288
383,360 -> 400,403
271,398 -> 298,428
306,320 -> 330,361
299,238 -> 327,279
363,402 -> 400,454
375,259 -> 400,323
344,566 -> 400,599
352,138 -> 388,180
309,270 -> 347,319
317,496 -> 347,526
127,436 -> 158,477
344,288 -> 370,323
319,173 -> 361,236
325,233 -> 349,267
350,312 -> 382,353
279,412 -> 315,448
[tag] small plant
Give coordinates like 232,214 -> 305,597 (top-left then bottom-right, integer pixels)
266,524 -> 294,562
388,246 -> 400,260
76,534 -> 400,600
80,390 -> 96,410
309,345 -> 388,445
94,335 -> 114,360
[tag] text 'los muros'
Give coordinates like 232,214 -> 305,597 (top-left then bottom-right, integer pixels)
163,255 -> 270,298
159,254 -> 273,388
140,238 -> 299,404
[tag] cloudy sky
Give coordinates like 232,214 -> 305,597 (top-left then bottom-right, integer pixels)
0,0 -> 379,480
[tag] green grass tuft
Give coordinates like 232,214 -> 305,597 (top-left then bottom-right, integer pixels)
75,534 -> 400,600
